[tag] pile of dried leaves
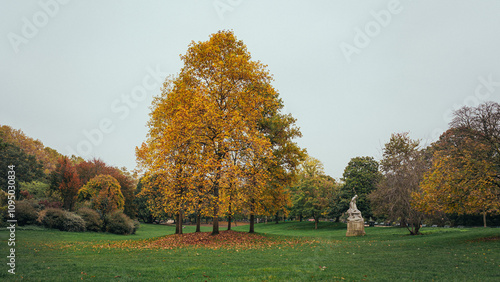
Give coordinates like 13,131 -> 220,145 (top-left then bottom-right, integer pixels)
97,230 -> 318,250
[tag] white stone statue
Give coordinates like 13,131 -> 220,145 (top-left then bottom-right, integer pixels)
346,194 -> 366,236
349,195 -> 358,210
347,195 -> 363,222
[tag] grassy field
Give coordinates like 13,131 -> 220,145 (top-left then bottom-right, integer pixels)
0,221 -> 499,281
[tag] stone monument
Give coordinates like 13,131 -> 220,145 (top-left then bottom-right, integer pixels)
346,195 -> 366,236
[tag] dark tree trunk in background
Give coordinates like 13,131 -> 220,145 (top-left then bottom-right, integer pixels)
275,212 -> 279,224
406,220 -> 421,235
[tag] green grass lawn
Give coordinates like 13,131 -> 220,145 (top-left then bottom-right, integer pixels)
0,221 -> 499,281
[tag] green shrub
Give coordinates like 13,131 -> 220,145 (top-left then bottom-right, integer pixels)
62,212 -> 86,232
39,208 -> 66,230
105,211 -> 135,235
15,201 -> 38,226
76,207 -> 103,232
19,181 -> 50,199
38,208 -> 85,232
38,200 -> 63,210
0,190 -> 8,226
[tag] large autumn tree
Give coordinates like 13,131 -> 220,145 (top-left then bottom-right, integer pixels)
137,31 -> 300,235
415,102 -> 500,227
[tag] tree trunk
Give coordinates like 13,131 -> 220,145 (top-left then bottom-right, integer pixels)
196,213 -> 201,232
212,212 -> 219,235
299,214 -> 303,222
275,211 -> 279,224
175,213 -> 179,234
406,221 -> 421,235
483,212 -> 487,228
249,214 -> 255,233
227,202 -> 232,230
180,212 -> 184,234
212,190 -> 220,235
175,212 -> 183,234
314,217 -> 319,230
211,171 -> 221,236
414,224 -> 421,235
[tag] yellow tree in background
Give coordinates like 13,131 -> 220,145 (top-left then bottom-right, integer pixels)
414,128 -> 500,227
78,174 -> 125,216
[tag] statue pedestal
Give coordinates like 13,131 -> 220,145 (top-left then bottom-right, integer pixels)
346,221 -> 366,237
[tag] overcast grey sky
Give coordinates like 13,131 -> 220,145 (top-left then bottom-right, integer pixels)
2,0 -> 500,179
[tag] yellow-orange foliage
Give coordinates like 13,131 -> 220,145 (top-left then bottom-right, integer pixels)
136,31 -> 293,234
0,125 -> 62,174
414,132 -> 500,216
78,174 -> 125,215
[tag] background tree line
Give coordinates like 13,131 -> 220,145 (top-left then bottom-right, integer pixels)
287,102 -> 500,234
0,125 -> 140,234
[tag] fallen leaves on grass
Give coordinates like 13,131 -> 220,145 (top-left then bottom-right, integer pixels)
467,236 -> 500,243
95,230 -> 318,250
